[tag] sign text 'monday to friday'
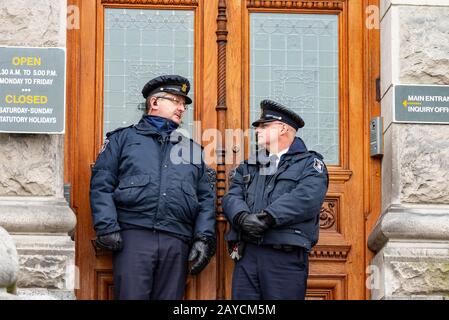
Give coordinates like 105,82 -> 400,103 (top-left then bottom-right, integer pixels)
0,47 -> 65,133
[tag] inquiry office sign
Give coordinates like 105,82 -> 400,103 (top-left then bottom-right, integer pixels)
0,46 -> 66,134
395,84 -> 449,124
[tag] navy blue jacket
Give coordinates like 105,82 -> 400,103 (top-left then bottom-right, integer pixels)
222,137 -> 328,251
90,117 -> 216,240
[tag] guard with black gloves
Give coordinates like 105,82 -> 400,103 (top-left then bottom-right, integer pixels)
222,99 -> 329,300
90,75 -> 216,300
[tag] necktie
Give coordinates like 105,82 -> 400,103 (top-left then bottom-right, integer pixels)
269,154 -> 279,168
260,154 -> 278,176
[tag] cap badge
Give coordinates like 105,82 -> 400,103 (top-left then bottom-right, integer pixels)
266,114 -> 282,120
181,83 -> 188,93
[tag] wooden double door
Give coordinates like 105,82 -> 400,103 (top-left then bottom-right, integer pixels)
66,0 -> 380,300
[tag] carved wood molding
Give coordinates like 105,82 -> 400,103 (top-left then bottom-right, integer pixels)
309,244 -> 351,261
328,169 -> 352,182
246,0 -> 344,10
101,0 -> 199,5
307,274 -> 347,299
96,270 -> 114,300
306,289 -> 333,300
320,200 -> 336,230
215,0 -> 228,301
216,0 -> 228,112
216,0 -> 228,212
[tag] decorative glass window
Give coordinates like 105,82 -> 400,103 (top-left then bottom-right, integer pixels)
250,13 -> 339,164
104,9 -> 194,138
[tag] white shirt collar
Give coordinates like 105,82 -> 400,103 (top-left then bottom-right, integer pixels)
277,148 -> 289,160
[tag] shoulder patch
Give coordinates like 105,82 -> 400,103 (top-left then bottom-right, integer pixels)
313,158 -> 324,173
99,138 -> 110,154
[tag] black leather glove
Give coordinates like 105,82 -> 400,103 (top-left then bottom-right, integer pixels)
258,211 -> 275,227
235,211 -> 275,238
94,232 -> 123,252
188,235 -> 216,275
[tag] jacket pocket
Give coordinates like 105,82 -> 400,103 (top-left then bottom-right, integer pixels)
114,174 -> 151,207
118,174 -> 150,189
276,171 -> 301,182
272,171 -> 301,196
180,181 -> 199,220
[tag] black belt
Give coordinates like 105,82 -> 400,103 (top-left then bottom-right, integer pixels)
271,244 -> 300,253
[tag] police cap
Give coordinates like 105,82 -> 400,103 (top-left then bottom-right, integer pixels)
252,99 -> 305,130
141,74 -> 192,104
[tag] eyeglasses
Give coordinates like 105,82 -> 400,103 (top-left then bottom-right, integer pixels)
156,96 -> 187,109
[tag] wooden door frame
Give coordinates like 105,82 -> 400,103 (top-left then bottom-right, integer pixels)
363,0 -> 381,300
66,0 -> 381,300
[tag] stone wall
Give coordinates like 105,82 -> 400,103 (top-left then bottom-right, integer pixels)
0,0 -> 66,47
369,0 -> 449,300
399,6 -> 449,85
399,125 -> 449,203
0,134 -> 57,196
0,0 -> 76,300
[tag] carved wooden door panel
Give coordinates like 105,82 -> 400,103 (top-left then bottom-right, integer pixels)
67,0 -> 379,300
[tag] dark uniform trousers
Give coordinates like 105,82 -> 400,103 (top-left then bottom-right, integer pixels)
232,243 -> 309,300
113,229 -> 189,300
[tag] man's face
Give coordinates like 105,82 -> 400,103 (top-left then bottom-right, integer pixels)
254,121 -> 284,150
149,93 -> 187,124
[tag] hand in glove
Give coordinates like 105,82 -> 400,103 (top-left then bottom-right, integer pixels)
188,236 -> 216,275
94,232 -> 123,252
235,211 -> 275,238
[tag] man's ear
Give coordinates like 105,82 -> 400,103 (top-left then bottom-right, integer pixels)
150,97 -> 159,111
280,124 -> 288,136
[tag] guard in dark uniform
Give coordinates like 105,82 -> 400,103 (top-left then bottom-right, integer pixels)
222,99 -> 329,300
90,75 -> 217,300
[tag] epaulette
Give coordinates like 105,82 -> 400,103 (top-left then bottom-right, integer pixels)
105,124 -> 134,138
308,150 -> 324,159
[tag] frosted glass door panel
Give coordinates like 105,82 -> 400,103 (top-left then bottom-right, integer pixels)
104,9 -> 194,137
250,13 -> 339,164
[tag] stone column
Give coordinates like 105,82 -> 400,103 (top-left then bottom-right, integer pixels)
0,227 -> 19,300
368,0 -> 449,300
0,0 -> 77,299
